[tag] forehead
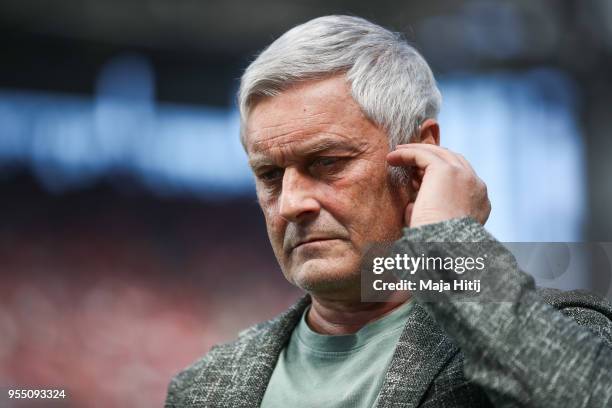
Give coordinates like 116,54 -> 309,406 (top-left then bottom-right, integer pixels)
244,76 -> 380,158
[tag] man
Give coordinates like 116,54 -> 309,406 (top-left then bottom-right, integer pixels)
166,15 -> 612,407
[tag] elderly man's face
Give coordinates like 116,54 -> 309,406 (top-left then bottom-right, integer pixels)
245,76 -> 409,298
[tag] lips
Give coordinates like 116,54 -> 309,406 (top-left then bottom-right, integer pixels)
292,237 -> 339,251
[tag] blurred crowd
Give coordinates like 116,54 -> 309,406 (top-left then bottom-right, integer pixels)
0,174 -> 300,406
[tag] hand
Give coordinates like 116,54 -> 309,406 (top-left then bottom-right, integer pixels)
386,144 -> 491,228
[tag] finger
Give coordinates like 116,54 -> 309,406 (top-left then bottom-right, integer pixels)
407,167 -> 425,181
396,144 -> 464,168
455,153 -> 475,171
387,145 -> 447,170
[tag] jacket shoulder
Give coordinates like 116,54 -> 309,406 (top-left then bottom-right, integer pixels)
165,320 -> 274,407
165,295 -> 311,407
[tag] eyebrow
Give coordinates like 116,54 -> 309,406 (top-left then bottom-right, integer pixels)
248,137 -> 361,169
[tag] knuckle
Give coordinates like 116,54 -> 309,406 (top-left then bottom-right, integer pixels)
446,163 -> 462,175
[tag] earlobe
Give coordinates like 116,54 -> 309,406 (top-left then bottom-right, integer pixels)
418,118 -> 440,146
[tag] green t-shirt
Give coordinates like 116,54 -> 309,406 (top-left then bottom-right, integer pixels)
261,299 -> 414,407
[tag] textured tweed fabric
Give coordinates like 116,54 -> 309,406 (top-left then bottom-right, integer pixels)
166,218 -> 612,407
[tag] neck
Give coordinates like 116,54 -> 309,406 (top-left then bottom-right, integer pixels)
306,292 -> 411,335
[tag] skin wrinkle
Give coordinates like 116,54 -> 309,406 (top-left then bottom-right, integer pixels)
252,131 -> 364,152
249,123 -> 368,154
249,111 -> 332,132
248,134 -> 370,170
249,122 -> 335,147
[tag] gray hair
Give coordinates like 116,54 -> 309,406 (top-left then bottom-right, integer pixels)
238,15 -> 441,152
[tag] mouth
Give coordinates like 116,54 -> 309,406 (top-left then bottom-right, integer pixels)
292,237 -> 341,251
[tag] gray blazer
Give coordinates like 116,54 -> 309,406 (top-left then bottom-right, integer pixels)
166,218 -> 612,407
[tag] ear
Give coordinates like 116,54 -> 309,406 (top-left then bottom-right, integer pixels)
418,118 -> 440,146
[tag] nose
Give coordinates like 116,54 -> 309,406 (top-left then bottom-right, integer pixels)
278,167 -> 321,222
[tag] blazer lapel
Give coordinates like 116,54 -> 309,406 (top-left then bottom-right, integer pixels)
226,294 -> 311,407
374,302 -> 459,408
220,296 -> 454,407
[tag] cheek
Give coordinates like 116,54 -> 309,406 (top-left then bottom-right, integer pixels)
321,165 -> 400,240
324,160 -> 389,208
259,198 -> 285,245
316,182 -> 375,240
257,189 -> 277,222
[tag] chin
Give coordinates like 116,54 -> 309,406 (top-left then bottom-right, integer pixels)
289,259 -> 361,294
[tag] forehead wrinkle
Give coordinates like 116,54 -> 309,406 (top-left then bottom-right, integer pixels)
247,110 -> 333,139
247,106 -> 337,149
248,133 -> 369,169
249,116 -> 338,150
253,111 -> 331,132
248,113 -> 359,155
250,126 -> 325,153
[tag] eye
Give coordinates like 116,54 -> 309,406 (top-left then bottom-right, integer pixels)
308,156 -> 347,178
311,157 -> 340,168
259,167 -> 284,182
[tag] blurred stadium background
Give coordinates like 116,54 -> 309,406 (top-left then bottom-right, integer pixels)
1,0 -> 612,406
